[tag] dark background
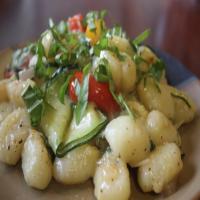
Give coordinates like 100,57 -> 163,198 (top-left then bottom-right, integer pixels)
0,0 -> 200,77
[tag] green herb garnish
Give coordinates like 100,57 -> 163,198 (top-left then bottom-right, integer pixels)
171,93 -> 191,108
74,64 -> 91,124
22,85 -> 44,127
132,29 -> 151,50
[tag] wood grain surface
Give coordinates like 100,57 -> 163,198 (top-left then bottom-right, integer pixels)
0,0 -> 200,77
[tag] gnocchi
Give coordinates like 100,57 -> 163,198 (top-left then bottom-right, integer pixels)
0,102 -> 14,123
108,35 -> 134,56
22,129 -> 52,190
138,143 -> 183,193
104,115 -> 150,167
169,86 -> 196,128
94,151 -> 131,200
0,108 -> 30,165
6,80 -> 28,107
53,144 -> 100,185
97,50 -> 136,93
146,110 -> 181,146
137,77 -> 175,119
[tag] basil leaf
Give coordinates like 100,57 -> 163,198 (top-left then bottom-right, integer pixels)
58,73 -> 73,104
74,64 -> 91,124
22,85 -> 44,127
132,29 -> 151,47
148,59 -> 165,81
93,35 -> 124,60
94,58 -> 109,82
117,94 -> 135,119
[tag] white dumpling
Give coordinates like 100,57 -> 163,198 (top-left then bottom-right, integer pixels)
127,98 -> 148,119
22,129 -> 52,190
94,151 -> 131,200
99,50 -> 122,91
0,102 -> 14,123
136,46 -> 158,73
138,143 -> 183,193
137,77 -> 175,119
146,110 -> 181,146
6,80 -> 28,107
108,35 -> 134,56
0,79 -> 9,102
120,53 -> 137,93
169,86 -> 196,128
53,144 -> 100,185
98,50 -> 136,93
104,115 -> 150,167
0,108 -> 30,165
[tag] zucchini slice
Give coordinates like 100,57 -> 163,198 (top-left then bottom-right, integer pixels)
56,104 -> 107,157
41,76 -> 72,153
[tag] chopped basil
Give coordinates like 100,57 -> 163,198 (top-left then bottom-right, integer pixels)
93,35 -> 125,61
74,64 -> 91,124
22,85 -> 44,127
171,93 -> 191,108
117,94 -> 136,119
58,73 -> 73,104
9,44 -> 36,76
94,58 -> 109,82
132,29 -> 151,49
148,60 -> 165,81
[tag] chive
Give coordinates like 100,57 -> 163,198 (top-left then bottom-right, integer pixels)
171,93 -> 191,108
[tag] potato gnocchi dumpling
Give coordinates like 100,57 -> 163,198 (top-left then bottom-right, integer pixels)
146,110 -> 181,146
137,77 -> 175,119
0,108 -> 30,165
98,50 -> 136,93
22,129 -> 52,190
53,144 -> 100,185
138,143 -> 183,193
127,98 -> 148,119
169,86 -> 196,128
0,102 -> 14,123
108,35 -> 134,56
120,52 -> 137,93
6,80 -> 28,107
104,115 -> 150,167
94,151 -> 131,200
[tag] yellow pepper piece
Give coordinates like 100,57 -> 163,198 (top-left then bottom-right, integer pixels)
86,20 -> 102,45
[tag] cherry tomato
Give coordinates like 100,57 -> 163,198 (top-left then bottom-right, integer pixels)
69,71 -> 120,116
68,14 -> 84,32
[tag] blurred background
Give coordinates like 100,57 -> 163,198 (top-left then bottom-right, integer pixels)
0,0 -> 200,77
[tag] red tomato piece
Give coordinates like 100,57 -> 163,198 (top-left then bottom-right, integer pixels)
68,14 -> 84,32
68,71 -> 120,116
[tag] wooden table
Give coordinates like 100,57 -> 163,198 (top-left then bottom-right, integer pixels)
0,0 -> 200,77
